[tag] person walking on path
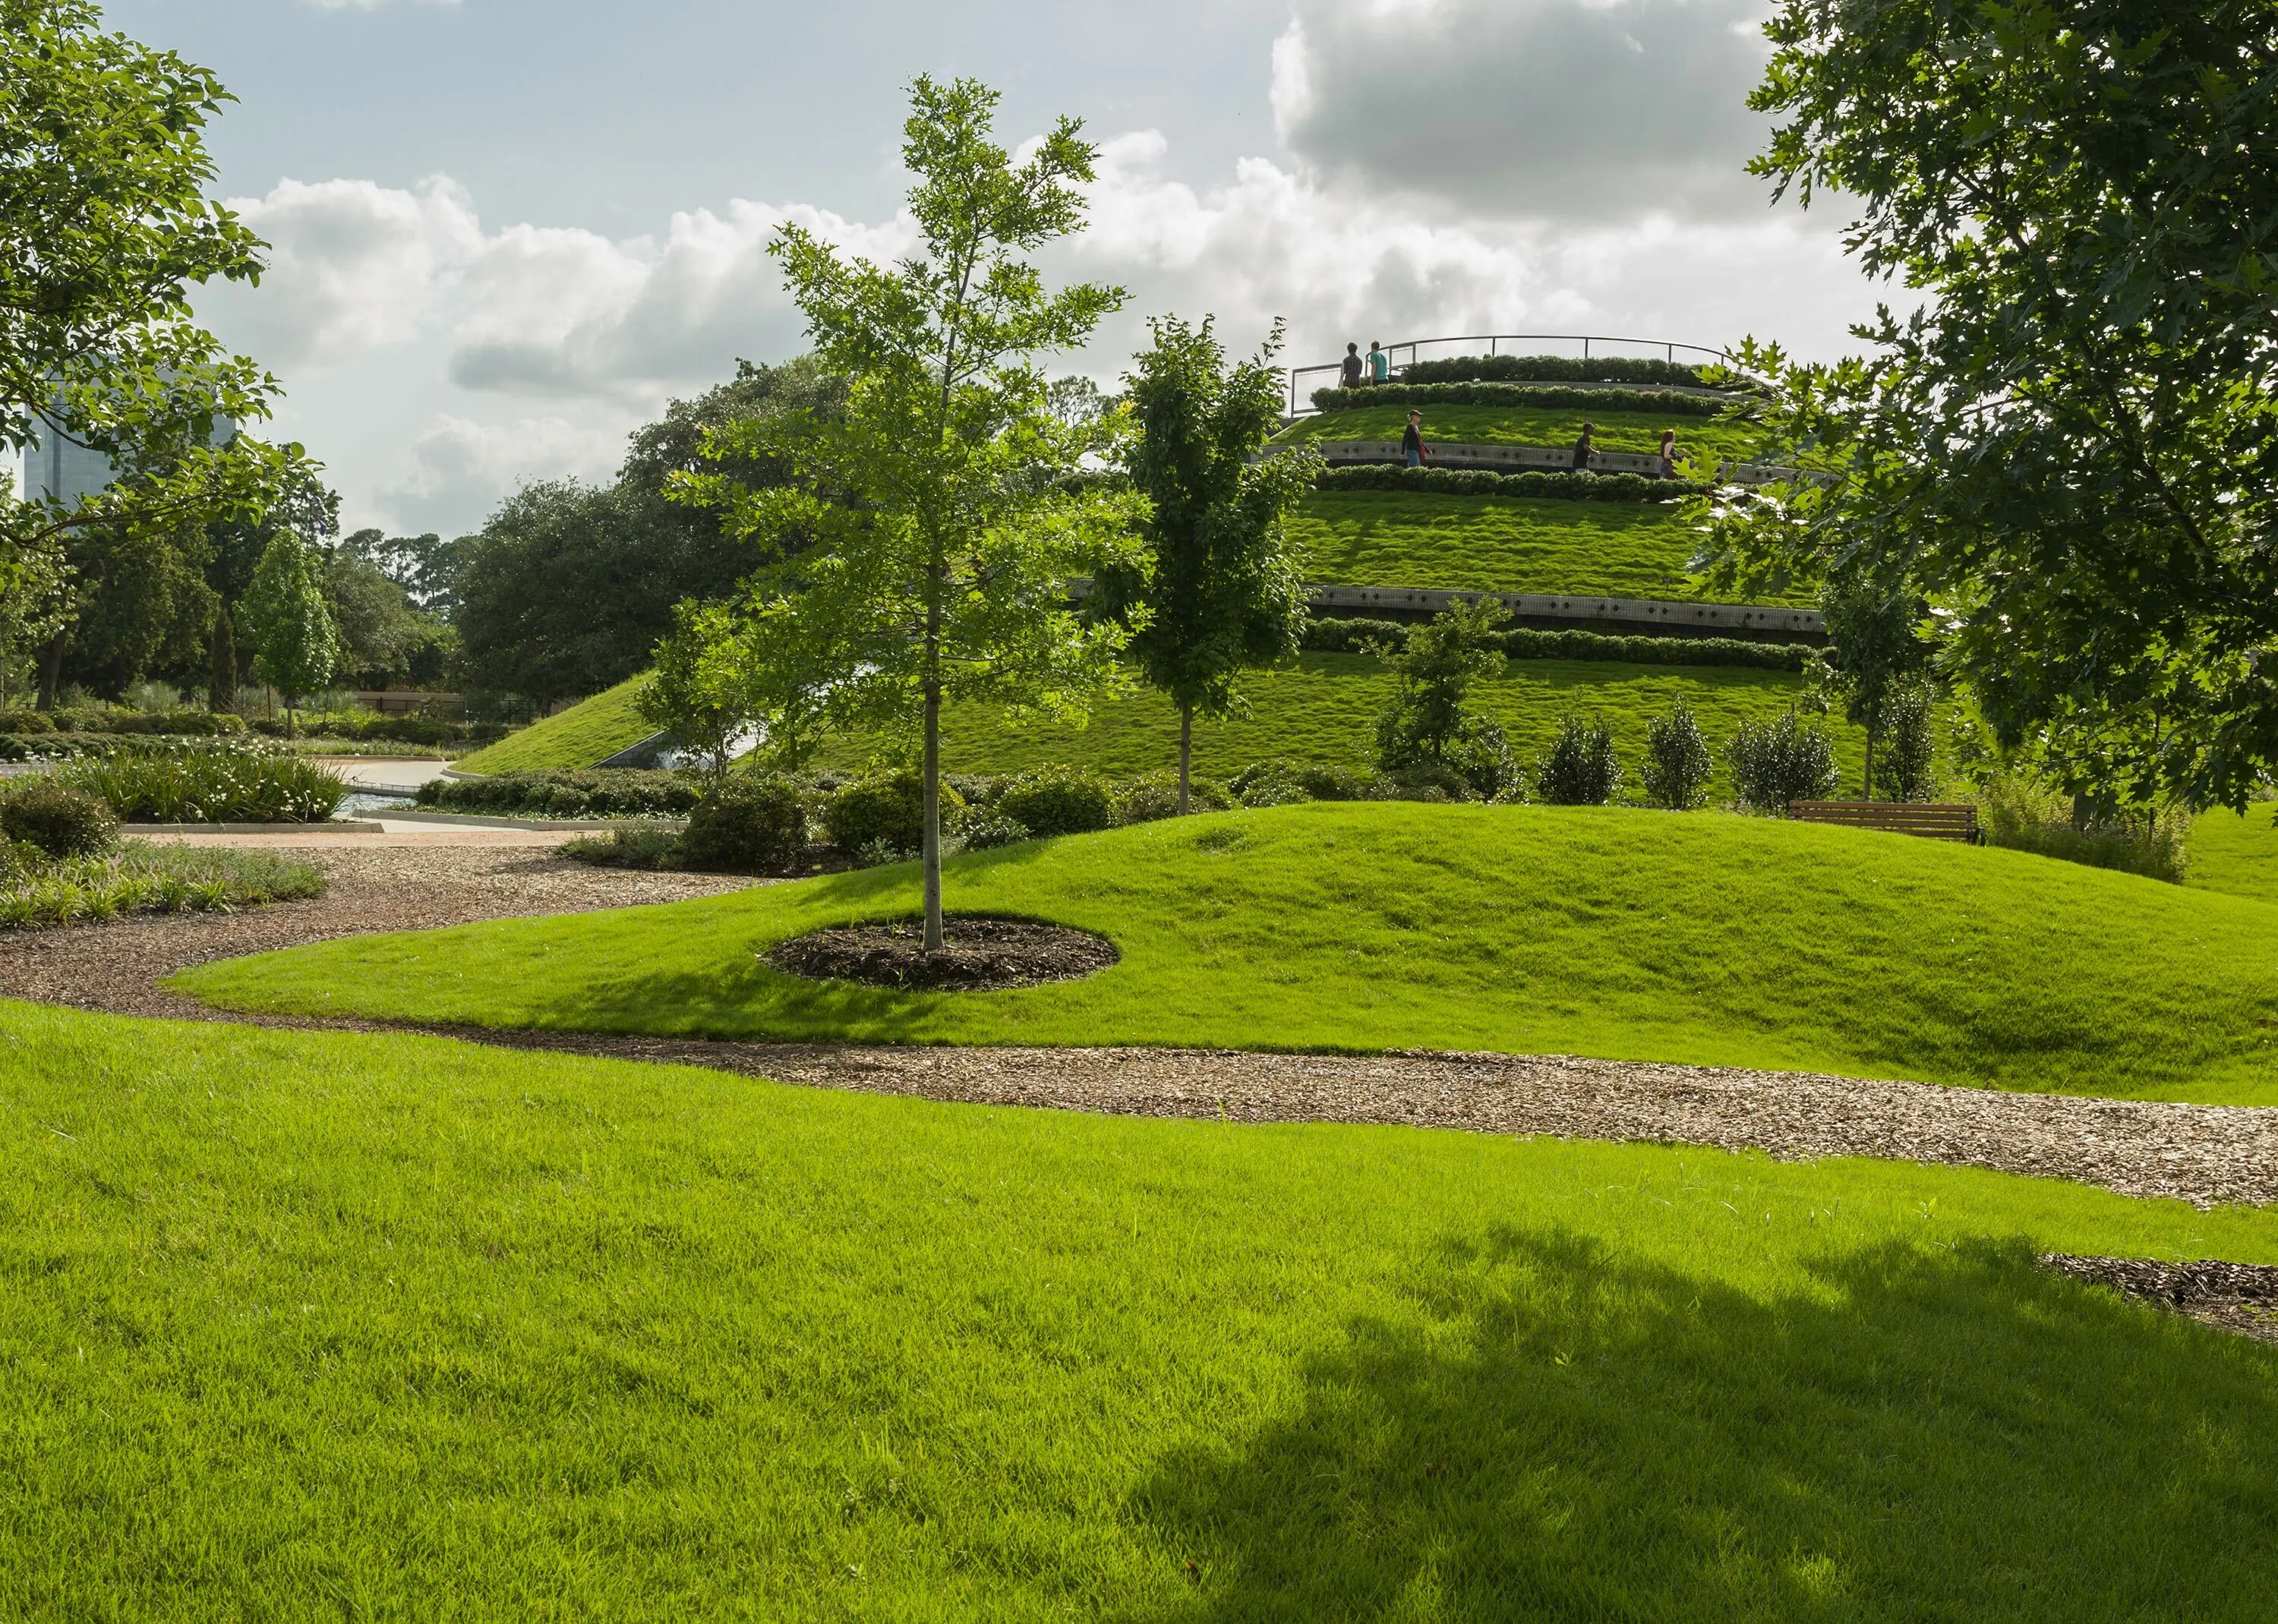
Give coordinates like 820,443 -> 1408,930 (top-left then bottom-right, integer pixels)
1658,429 -> 1677,478
1572,422 -> 1596,472
1341,343 -> 1365,388
1403,409 -> 1431,468
1368,340 -> 1391,384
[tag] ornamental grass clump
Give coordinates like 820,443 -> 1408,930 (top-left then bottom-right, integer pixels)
0,839 -> 323,932
55,741 -> 346,824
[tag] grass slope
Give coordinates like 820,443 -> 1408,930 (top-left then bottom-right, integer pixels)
2188,806 -> 2278,906
1278,402 -> 1765,464
824,652 -> 1859,791
5,999 -> 2277,1621
454,674 -> 653,774
181,802 -> 2278,1105
1286,489 -> 1778,599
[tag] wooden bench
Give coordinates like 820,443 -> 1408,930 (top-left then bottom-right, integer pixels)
1791,800 -> 1980,842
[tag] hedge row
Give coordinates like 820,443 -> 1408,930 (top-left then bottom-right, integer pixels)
1309,382 -> 1740,418
1300,616 -> 1810,671
416,768 -> 699,818
0,708 -> 248,737
1398,353 -> 1715,389
1316,464 -> 1707,503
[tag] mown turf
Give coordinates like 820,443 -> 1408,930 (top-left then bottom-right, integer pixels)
823,651 -> 1860,792
454,674 -> 653,774
2188,805 -> 2278,906
1278,402 -> 1765,464
180,802 -> 2278,1104
1286,490 -> 1762,598
5,998 -> 2276,1621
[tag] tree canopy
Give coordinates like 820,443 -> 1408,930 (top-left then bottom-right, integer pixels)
1704,0 -> 2278,812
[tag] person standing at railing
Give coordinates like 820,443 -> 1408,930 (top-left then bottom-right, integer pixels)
1341,343 -> 1364,388
1403,409 -> 1431,468
1658,429 -> 1676,478
1572,422 -> 1596,472
1368,340 -> 1391,385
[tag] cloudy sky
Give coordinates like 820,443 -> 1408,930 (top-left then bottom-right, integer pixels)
90,0 -> 1883,537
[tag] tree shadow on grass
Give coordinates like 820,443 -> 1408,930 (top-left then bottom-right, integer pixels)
1123,1225 -> 2278,1622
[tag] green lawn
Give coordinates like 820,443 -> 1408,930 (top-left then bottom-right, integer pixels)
5,998 -> 2276,1620
825,652 -> 1861,793
2188,805 -> 2278,906
1279,403 -> 1765,464
1286,490 -> 1809,601
454,674 -> 654,774
179,802 -> 2278,1104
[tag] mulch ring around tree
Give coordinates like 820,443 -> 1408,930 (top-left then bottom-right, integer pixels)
765,915 -> 1120,992
2041,1253 -> 2278,1345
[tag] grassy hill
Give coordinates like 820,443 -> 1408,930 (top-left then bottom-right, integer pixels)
10,998 -> 2276,1618
453,674 -> 654,774
1287,490 -> 1759,598
826,653 -> 1856,790
180,801 -> 2278,1105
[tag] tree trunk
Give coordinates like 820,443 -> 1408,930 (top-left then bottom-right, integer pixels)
1178,706 -> 1193,815
1863,729 -> 1876,800
210,600 -> 238,713
35,629 -> 66,712
922,682 -> 944,951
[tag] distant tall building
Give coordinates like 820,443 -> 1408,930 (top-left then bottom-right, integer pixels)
17,411 -> 236,506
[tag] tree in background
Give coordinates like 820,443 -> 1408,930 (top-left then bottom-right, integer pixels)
1374,598 -> 1516,799
1816,573 -> 1929,799
0,550 -> 71,710
206,598 -> 235,713
3,0 -> 305,707
1092,317 -> 1316,812
639,602 -> 756,789
679,77 -> 1146,951
1705,0 -> 2278,815
451,359 -> 844,706
240,534 -> 340,736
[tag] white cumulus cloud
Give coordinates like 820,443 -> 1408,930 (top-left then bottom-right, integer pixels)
374,415 -> 626,535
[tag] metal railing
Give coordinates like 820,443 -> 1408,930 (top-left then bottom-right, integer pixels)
1289,333 -> 1733,417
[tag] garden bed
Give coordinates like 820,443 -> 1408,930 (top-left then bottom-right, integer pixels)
768,915 -> 1119,991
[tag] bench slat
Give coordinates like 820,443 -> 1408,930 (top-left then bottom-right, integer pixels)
1791,800 -> 1979,842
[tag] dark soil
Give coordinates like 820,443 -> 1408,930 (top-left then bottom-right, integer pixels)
2041,1253 -> 2278,1345
767,915 -> 1118,992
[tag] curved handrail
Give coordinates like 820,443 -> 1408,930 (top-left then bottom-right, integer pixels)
1289,333 -> 1734,416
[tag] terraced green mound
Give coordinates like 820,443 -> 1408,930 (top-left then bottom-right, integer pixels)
2188,806 -> 2278,906
1280,401 -> 1763,464
10,999 -> 2276,1619
454,673 -> 653,774
181,802 -> 2278,1104
826,652 -> 1854,788
1289,490 -> 1728,597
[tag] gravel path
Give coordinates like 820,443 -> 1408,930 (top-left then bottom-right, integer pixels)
4,847 -> 2276,1213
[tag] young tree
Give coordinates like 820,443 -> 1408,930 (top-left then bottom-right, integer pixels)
3,0 -> 298,698
240,534 -> 340,736
1641,702 -> 1713,810
639,601 -> 755,789
679,77 -> 1147,950
1374,598 -> 1516,799
207,597 -> 237,713
1704,0 -> 2278,814
1091,316 -> 1317,812
1817,573 -> 1929,798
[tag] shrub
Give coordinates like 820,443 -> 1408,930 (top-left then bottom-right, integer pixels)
956,809 -> 1033,850
1445,718 -> 1521,802
1298,617 -> 1817,673
1880,682 -> 1939,803
56,744 -> 348,825
416,770 -> 699,818
1112,770 -> 1233,825
1227,758 -> 1380,809
1730,711 -> 1840,814
0,736 -> 27,763
0,711 -> 55,734
822,772 -> 965,854
1300,616 -> 1413,655
1535,714 -> 1623,806
1976,774 -> 2191,884
0,781 -> 119,856
256,711 -> 465,746
1316,465 -> 1705,503
1394,353 -> 1718,389
1376,597 -> 1510,794
1640,702 -> 1713,810
680,775 -> 809,873
1309,381 -> 1736,418
51,708 -> 247,736
995,768 -> 1115,837
559,828 -> 686,871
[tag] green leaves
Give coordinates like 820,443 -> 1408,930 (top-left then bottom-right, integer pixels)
1718,1 -> 2278,810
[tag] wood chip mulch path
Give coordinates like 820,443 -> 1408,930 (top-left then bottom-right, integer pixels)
4,847 -> 2276,1222
2041,1254 -> 2278,1344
